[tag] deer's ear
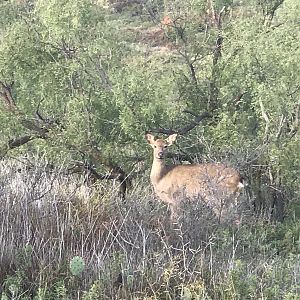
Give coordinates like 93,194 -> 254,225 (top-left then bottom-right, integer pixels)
145,133 -> 155,145
166,133 -> 178,145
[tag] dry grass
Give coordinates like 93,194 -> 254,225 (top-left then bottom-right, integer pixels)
0,158 -> 299,299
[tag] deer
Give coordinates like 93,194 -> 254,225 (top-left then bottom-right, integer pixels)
145,133 -> 244,223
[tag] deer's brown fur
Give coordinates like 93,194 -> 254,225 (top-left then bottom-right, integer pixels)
146,133 -> 244,221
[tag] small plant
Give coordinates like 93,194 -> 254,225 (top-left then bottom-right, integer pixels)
2,270 -> 24,300
70,256 -> 85,276
82,280 -> 103,300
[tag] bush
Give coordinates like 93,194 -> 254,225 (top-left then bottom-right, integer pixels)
0,159 -> 299,299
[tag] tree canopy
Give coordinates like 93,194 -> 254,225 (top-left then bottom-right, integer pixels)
0,0 -> 299,200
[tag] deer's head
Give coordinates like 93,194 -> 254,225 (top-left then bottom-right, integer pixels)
145,133 -> 177,160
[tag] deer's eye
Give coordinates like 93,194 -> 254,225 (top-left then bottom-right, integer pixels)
164,145 -> 167,148
154,145 -> 157,148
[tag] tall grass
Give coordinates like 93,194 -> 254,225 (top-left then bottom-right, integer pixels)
0,158 -> 299,299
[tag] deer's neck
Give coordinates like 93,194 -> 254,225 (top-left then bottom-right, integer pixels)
150,157 -> 166,185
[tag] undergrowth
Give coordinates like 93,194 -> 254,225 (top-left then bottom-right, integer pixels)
0,158 -> 299,299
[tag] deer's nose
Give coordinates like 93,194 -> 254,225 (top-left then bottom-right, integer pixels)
157,151 -> 164,159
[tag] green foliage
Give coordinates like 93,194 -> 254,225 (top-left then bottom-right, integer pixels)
53,280 -> 68,300
69,256 -> 85,276
2,270 -> 24,300
0,0 -> 299,193
222,255 -> 300,300
82,281 -> 103,300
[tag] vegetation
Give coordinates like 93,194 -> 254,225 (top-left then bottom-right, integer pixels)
0,0 -> 299,299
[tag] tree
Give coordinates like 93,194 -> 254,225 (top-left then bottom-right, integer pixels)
0,0 -> 298,210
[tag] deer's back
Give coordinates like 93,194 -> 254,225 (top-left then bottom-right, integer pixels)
153,163 -> 242,203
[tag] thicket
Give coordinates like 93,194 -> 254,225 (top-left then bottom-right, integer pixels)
0,0 -> 299,299
0,159 -> 299,299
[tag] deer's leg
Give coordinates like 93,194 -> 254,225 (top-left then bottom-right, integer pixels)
169,203 -> 181,223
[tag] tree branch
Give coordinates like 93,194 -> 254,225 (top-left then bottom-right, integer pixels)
259,98 -> 270,142
207,6 -> 226,111
0,81 -> 17,112
261,0 -> 285,26
147,111 -> 211,135
88,146 -> 130,199
8,135 -> 38,150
